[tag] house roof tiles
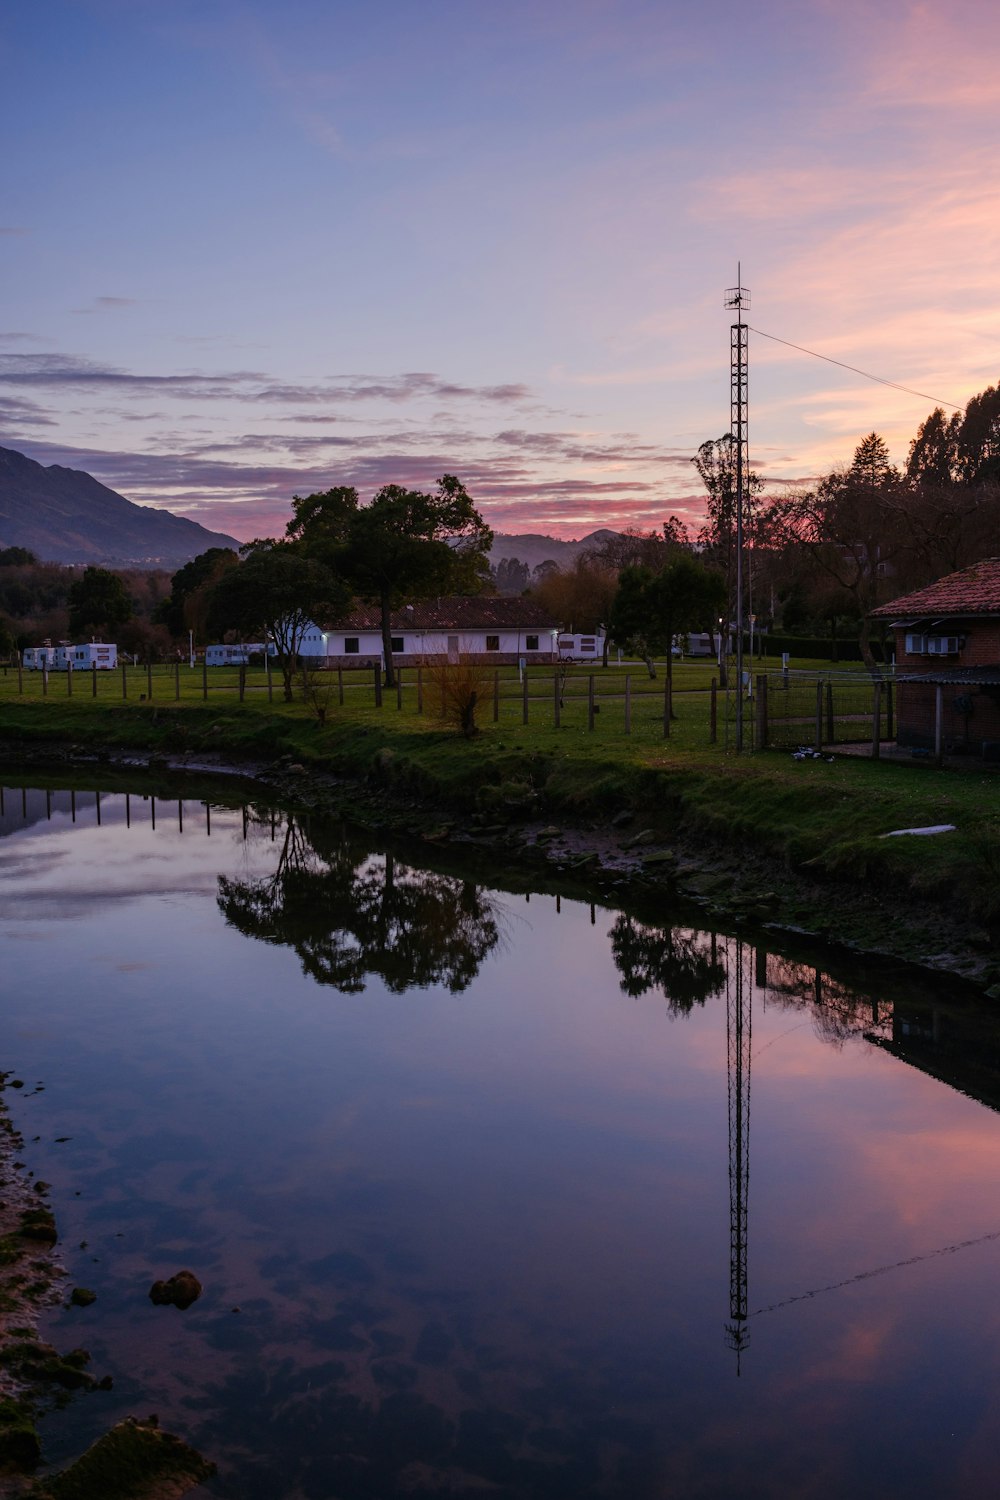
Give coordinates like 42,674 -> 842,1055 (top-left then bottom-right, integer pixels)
871,558 -> 1000,619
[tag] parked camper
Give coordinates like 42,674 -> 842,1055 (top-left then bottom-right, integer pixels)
205,643 -> 266,667
70,642 -> 118,670
557,632 -> 605,661
22,645 -> 56,671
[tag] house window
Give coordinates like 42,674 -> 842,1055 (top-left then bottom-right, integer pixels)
926,635 -> 961,655
390,637 -> 404,652
486,635 -> 500,652
344,637 -> 360,654
525,635 -> 539,651
904,633 -> 925,654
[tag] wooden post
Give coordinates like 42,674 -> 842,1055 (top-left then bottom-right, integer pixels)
522,669 -> 529,724
175,660 -> 180,700
17,659 -> 22,694
93,662 -> 99,698
755,675 -> 768,749
416,666 -> 423,714
625,674 -> 631,736
871,679 -> 882,759
709,677 -> 717,743
886,679 -> 894,741
662,673 -> 670,738
396,669 -> 403,710
42,665 -> 48,697
122,660 -> 128,699
202,658 -> 208,701
934,683 -> 944,766
588,674 -> 595,731
554,670 -> 561,728
374,662 -> 383,708
147,658 -> 153,699
815,680 -> 823,750
337,665 -> 344,706
493,669 -> 499,722
266,652 -> 274,703
66,661 -> 73,696
239,665 -> 246,702
825,681 -> 834,743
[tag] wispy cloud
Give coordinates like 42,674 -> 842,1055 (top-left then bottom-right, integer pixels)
71,296 -> 140,315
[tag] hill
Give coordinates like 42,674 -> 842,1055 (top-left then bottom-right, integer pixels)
488,529 -> 619,572
0,446 -> 239,566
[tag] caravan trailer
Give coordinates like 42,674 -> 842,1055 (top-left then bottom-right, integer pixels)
22,645 -> 57,671
557,631 -> 605,661
70,642 -> 118,670
205,643 -> 266,667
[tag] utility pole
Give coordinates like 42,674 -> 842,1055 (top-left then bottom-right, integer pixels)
725,267 -> 750,751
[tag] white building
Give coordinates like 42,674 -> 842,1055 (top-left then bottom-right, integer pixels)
293,599 -> 560,668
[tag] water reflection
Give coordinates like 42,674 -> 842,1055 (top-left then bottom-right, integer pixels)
218,815 -> 504,993
3,779 -> 1000,1497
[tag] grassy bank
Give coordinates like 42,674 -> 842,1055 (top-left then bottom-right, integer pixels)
0,682 -> 997,986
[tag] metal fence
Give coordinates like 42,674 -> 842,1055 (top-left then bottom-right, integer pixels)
728,667 -> 897,753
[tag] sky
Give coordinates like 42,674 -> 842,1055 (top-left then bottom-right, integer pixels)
3,0 -> 1000,543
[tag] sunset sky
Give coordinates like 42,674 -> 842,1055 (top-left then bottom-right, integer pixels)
3,0 -> 999,542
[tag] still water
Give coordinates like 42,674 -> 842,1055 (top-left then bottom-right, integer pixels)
2,779 -> 1000,1499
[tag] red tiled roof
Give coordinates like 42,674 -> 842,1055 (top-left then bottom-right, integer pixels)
871,558 -> 1000,618
329,597 -> 559,631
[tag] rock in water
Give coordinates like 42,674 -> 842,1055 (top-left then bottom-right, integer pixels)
148,1271 -> 201,1310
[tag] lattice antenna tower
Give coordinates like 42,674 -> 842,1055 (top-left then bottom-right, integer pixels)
724,937 -> 754,1371
724,267 -> 750,751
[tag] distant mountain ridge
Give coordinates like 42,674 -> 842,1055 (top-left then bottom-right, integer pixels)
488,528 -> 619,572
0,445 -> 239,566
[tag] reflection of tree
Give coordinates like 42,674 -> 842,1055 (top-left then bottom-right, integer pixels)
218,818 -> 501,994
610,916 -> 726,1015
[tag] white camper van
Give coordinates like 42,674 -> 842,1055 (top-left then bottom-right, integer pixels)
557,631 -> 605,661
205,643 -> 266,667
21,645 -> 56,671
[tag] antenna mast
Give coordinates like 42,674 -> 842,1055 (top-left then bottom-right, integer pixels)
724,267 -> 750,751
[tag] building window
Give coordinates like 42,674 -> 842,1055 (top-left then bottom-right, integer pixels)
904,633 -> 925,654
580,638 -> 596,652
486,635 -> 500,652
344,638 -> 360,654
525,635 -> 539,651
390,637 -> 404,652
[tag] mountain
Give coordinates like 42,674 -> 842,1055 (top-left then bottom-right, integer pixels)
488,529 -> 619,573
0,446 -> 240,566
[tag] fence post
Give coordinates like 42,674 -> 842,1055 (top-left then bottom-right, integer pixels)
522,669 -> 529,725
67,661 -> 73,697
374,662 -> 383,708
493,670 -> 499,722
267,653 -> 274,703
553,669 -> 561,728
871,679 -> 882,759
147,658 -> 153,700
815,681 -> 823,750
755,675 -> 768,749
588,674 -> 595,731
886,679 -> 894,741
416,666 -> 423,714
396,669 -> 403,710
17,658 -> 22,694
825,681 -> 834,744
202,658 -> 208,701
662,674 -> 670,738
709,678 -> 717,744
934,683 -> 944,766
239,665 -> 246,702
337,665 -> 344,707
175,660 -> 180,700
625,674 -> 631,736
122,660 -> 127,699
42,665 -> 48,698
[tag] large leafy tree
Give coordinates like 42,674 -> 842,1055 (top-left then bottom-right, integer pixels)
206,542 -> 350,701
293,475 -> 491,687
67,566 -> 133,638
692,435 -> 764,634
156,547 -> 238,638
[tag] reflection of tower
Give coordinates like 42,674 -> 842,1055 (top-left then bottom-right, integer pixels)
725,939 -> 753,1369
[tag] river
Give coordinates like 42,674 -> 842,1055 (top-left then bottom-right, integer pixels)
1,775 -> 999,1499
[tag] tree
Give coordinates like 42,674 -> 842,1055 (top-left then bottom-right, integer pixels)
692,435 -> 764,650
156,547 -> 238,638
529,554 -> 618,662
649,554 -> 726,710
493,556 -> 530,594
0,547 -> 37,568
67,566 -> 133,638
610,916 -> 726,1015
606,566 -> 661,677
206,542 -> 350,702
339,476 -> 492,687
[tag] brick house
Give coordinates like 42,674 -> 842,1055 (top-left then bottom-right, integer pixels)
297,597 -> 560,669
871,558 -> 1000,759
